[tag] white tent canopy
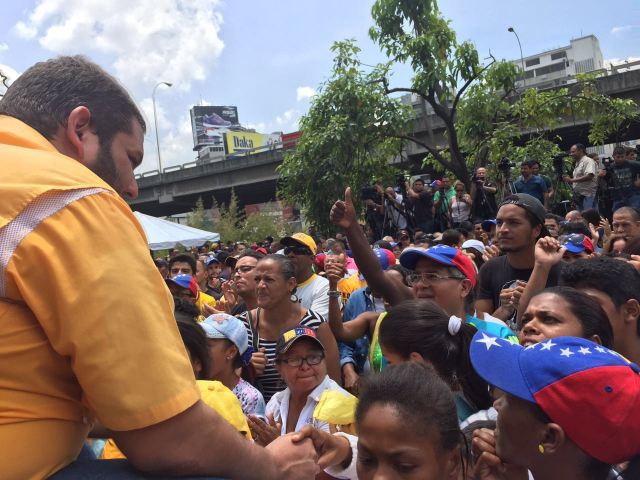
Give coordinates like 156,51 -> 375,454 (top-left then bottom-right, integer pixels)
134,211 -> 220,250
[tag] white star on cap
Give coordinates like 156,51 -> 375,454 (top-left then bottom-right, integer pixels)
578,347 -> 591,355
475,333 -> 502,351
595,346 -> 606,353
539,340 -> 556,351
560,348 -> 574,358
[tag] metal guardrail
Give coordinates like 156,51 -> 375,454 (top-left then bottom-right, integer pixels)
136,138 -> 298,179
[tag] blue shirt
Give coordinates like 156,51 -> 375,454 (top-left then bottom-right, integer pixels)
514,175 -> 548,204
339,287 -> 378,373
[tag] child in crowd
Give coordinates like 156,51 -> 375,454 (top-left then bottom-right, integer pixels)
291,362 -> 468,480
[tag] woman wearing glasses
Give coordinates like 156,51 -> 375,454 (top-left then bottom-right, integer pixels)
240,254 -> 340,403
248,327 -> 355,448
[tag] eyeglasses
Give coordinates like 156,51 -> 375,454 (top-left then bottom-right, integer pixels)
277,353 -> 324,367
284,246 -> 312,256
407,272 -> 465,286
234,265 -> 256,275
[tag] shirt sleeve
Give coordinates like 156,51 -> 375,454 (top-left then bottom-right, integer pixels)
309,280 -> 331,320
6,192 -> 199,431
476,261 -> 496,305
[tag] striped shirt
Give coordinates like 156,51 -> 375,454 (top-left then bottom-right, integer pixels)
239,309 -> 325,402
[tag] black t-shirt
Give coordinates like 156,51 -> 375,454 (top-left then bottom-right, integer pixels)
477,255 -> 562,311
472,181 -> 498,220
408,191 -> 433,224
612,161 -> 640,200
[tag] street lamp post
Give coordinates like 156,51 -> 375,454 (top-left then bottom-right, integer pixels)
152,81 -> 172,174
508,27 -> 526,89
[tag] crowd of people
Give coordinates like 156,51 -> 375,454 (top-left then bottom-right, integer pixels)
2,56 -> 640,480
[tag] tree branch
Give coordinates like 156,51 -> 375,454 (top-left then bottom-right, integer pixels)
390,134 -> 456,172
451,57 -> 496,115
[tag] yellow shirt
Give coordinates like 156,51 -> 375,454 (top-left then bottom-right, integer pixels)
102,380 -> 251,459
0,116 -> 200,479
337,273 -> 367,305
196,290 -> 217,313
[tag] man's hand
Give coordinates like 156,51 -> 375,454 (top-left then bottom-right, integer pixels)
251,348 -> 268,376
201,302 -> 225,317
291,426 -> 351,470
342,363 -> 360,395
472,428 -> 528,480
482,244 -> 501,263
325,261 -> 346,289
248,414 -> 281,447
534,237 -> 565,269
266,434 -> 320,480
331,188 -> 358,231
499,281 -> 526,310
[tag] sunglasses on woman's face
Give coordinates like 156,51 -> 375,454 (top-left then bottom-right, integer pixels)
284,246 -> 312,256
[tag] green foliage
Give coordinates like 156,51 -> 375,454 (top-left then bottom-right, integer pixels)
186,196 -> 213,231
277,39 -> 413,233
212,190 -> 294,243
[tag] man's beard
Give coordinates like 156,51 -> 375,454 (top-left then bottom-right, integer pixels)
89,141 -> 123,196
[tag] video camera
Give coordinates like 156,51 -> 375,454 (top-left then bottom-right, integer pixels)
361,185 -> 381,202
602,156 -> 614,170
553,152 -> 571,181
497,157 -> 516,173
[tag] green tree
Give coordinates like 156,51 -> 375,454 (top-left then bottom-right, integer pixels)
277,39 -> 413,233
186,196 -> 213,230
212,190 -> 245,243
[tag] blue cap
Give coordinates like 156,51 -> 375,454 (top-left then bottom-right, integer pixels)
400,245 -> 476,286
481,219 -> 497,232
200,314 -> 253,365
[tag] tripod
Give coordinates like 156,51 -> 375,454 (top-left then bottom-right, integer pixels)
498,169 -> 517,202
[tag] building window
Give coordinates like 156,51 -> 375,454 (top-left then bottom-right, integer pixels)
535,62 -> 566,77
525,57 -> 540,67
551,51 -> 567,61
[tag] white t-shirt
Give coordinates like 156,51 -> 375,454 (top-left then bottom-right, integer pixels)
296,274 -> 333,320
572,155 -> 598,195
386,193 -> 408,230
266,375 -> 350,435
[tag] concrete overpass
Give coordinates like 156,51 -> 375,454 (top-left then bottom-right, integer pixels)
129,69 -> 640,217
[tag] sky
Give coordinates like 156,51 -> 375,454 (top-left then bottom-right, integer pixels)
1,0 -> 639,173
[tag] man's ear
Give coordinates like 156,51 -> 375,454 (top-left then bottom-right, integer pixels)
622,299 -> 640,329
63,106 -> 93,160
540,423 -> 566,456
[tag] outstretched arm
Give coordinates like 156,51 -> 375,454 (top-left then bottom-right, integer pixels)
330,188 -> 413,306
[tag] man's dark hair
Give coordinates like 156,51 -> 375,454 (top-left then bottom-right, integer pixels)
581,209 -> 601,227
560,257 -> 640,336
559,222 -> 591,237
613,145 -> 626,156
544,213 -> 563,223
169,254 -> 197,275
236,250 -> 265,262
413,178 -> 425,185
529,159 -> 540,167
573,143 -> 586,153
521,160 -> 535,168
442,229 -> 463,246
0,55 -> 146,145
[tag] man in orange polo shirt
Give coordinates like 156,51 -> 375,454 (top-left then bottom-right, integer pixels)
0,56 -> 316,479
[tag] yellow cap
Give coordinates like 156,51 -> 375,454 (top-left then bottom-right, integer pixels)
282,232 -> 317,254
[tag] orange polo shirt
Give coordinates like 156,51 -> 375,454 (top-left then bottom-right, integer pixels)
0,116 -> 200,479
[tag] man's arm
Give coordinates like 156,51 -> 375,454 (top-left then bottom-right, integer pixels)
114,400 -> 312,479
330,188 -> 414,306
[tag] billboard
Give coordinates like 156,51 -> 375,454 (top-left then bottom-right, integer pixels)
190,106 -> 240,149
224,131 -> 282,156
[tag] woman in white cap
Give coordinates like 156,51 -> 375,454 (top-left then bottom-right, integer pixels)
200,313 -> 266,419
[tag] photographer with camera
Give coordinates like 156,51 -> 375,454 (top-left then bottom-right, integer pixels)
382,186 -> 408,235
470,167 -> 498,221
433,175 -> 455,231
449,181 -> 473,227
563,143 -> 598,212
603,145 -> 640,212
514,160 -> 548,207
404,178 -> 434,233
362,183 -> 385,242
